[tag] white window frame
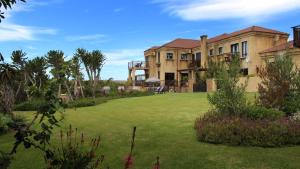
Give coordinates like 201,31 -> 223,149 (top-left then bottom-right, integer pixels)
166,52 -> 173,60
180,53 -> 188,60
242,41 -> 248,58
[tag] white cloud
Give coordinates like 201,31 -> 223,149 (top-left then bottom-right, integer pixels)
0,22 -> 57,41
2,0 -> 63,19
103,49 -> 144,66
65,34 -> 108,42
154,0 -> 300,21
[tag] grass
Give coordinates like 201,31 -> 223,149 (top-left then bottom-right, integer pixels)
1,93 -> 300,169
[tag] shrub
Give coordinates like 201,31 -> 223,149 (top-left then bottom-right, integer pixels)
0,151 -> 11,169
244,105 -> 284,120
258,55 -> 300,116
0,114 -> 12,134
67,98 -> 96,108
195,113 -> 300,147
14,99 -> 47,111
207,56 -> 248,116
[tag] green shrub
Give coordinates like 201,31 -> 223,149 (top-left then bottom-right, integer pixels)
67,98 -> 96,108
258,55 -> 300,116
14,99 -> 47,111
244,106 -> 284,120
207,56 -> 248,116
195,113 -> 300,147
0,114 -> 12,135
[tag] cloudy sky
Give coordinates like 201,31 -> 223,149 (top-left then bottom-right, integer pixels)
1,0 -> 300,80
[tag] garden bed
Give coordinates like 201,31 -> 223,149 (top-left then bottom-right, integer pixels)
195,112 -> 300,147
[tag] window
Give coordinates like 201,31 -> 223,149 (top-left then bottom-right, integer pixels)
157,52 -> 160,63
166,52 -> 173,60
195,52 -> 201,67
209,49 -> 214,56
158,71 -> 160,79
231,43 -> 239,54
242,41 -> 248,58
181,53 -> 188,60
240,68 -> 248,76
218,47 -> 223,55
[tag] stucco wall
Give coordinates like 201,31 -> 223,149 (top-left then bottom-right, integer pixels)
206,76 -> 261,92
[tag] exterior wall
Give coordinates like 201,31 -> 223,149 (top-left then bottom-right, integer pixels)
139,29 -> 292,92
207,76 -> 261,92
249,33 -> 288,74
204,33 -> 289,76
260,48 -> 300,68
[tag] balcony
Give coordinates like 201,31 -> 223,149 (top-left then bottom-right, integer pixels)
128,61 -> 149,70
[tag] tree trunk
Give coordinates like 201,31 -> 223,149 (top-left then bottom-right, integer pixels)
64,81 -> 73,101
78,79 -> 85,98
73,79 -> 78,99
1,85 -> 15,118
58,84 -> 61,97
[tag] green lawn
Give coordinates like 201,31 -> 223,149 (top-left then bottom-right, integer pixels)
1,93 -> 300,169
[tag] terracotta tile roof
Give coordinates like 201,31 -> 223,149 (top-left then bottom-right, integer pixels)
160,38 -> 200,49
260,41 -> 294,54
208,26 -> 289,43
207,33 -> 229,43
144,46 -> 160,52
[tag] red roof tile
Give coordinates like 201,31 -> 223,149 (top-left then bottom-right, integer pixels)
260,41 -> 294,54
144,46 -> 160,52
160,38 -> 200,49
208,26 -> 289,43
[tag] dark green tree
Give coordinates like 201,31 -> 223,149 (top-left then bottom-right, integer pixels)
46,50 -> 73,101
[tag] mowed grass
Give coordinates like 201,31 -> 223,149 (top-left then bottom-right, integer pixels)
1,93 -> 300,169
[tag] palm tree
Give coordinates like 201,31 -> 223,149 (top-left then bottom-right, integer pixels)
90,50 -> 106,98
11,50 -> 29,98
25,57 -> 49,97
0,58 -> 18,117
46,50 -> 73,101
70,56 -> 84,99
76,48 -> 106,98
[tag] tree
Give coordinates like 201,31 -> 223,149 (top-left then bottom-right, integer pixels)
75,48 -> 106,98
258,55 -> 300,115
207,55 -> 248,116
0,57 -> 18,117
25,57 -> 49,98
0,0 -> 26,22
46,50 -> 73,101
69,56 -> 84,99
11,50 -> 29,98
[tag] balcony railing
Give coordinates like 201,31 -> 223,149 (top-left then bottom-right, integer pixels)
128,61 -> 149,69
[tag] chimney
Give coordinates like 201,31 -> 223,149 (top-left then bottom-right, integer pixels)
292,25 -> 300,48
200,35 -> 208,43
200,35 -> 208,67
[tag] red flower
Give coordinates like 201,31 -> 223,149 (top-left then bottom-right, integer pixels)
124,154 -> 134,169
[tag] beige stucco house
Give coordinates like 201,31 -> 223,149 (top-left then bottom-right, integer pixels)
128,25 -> 300,92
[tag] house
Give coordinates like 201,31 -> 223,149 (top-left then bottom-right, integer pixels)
128,25 -> 300,92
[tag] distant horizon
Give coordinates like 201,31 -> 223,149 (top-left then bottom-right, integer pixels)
1,0 -> 300,80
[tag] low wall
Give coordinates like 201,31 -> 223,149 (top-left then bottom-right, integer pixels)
206,76 -> 261,92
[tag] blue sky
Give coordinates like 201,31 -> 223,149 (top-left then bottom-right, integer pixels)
1,0 -> 300,80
